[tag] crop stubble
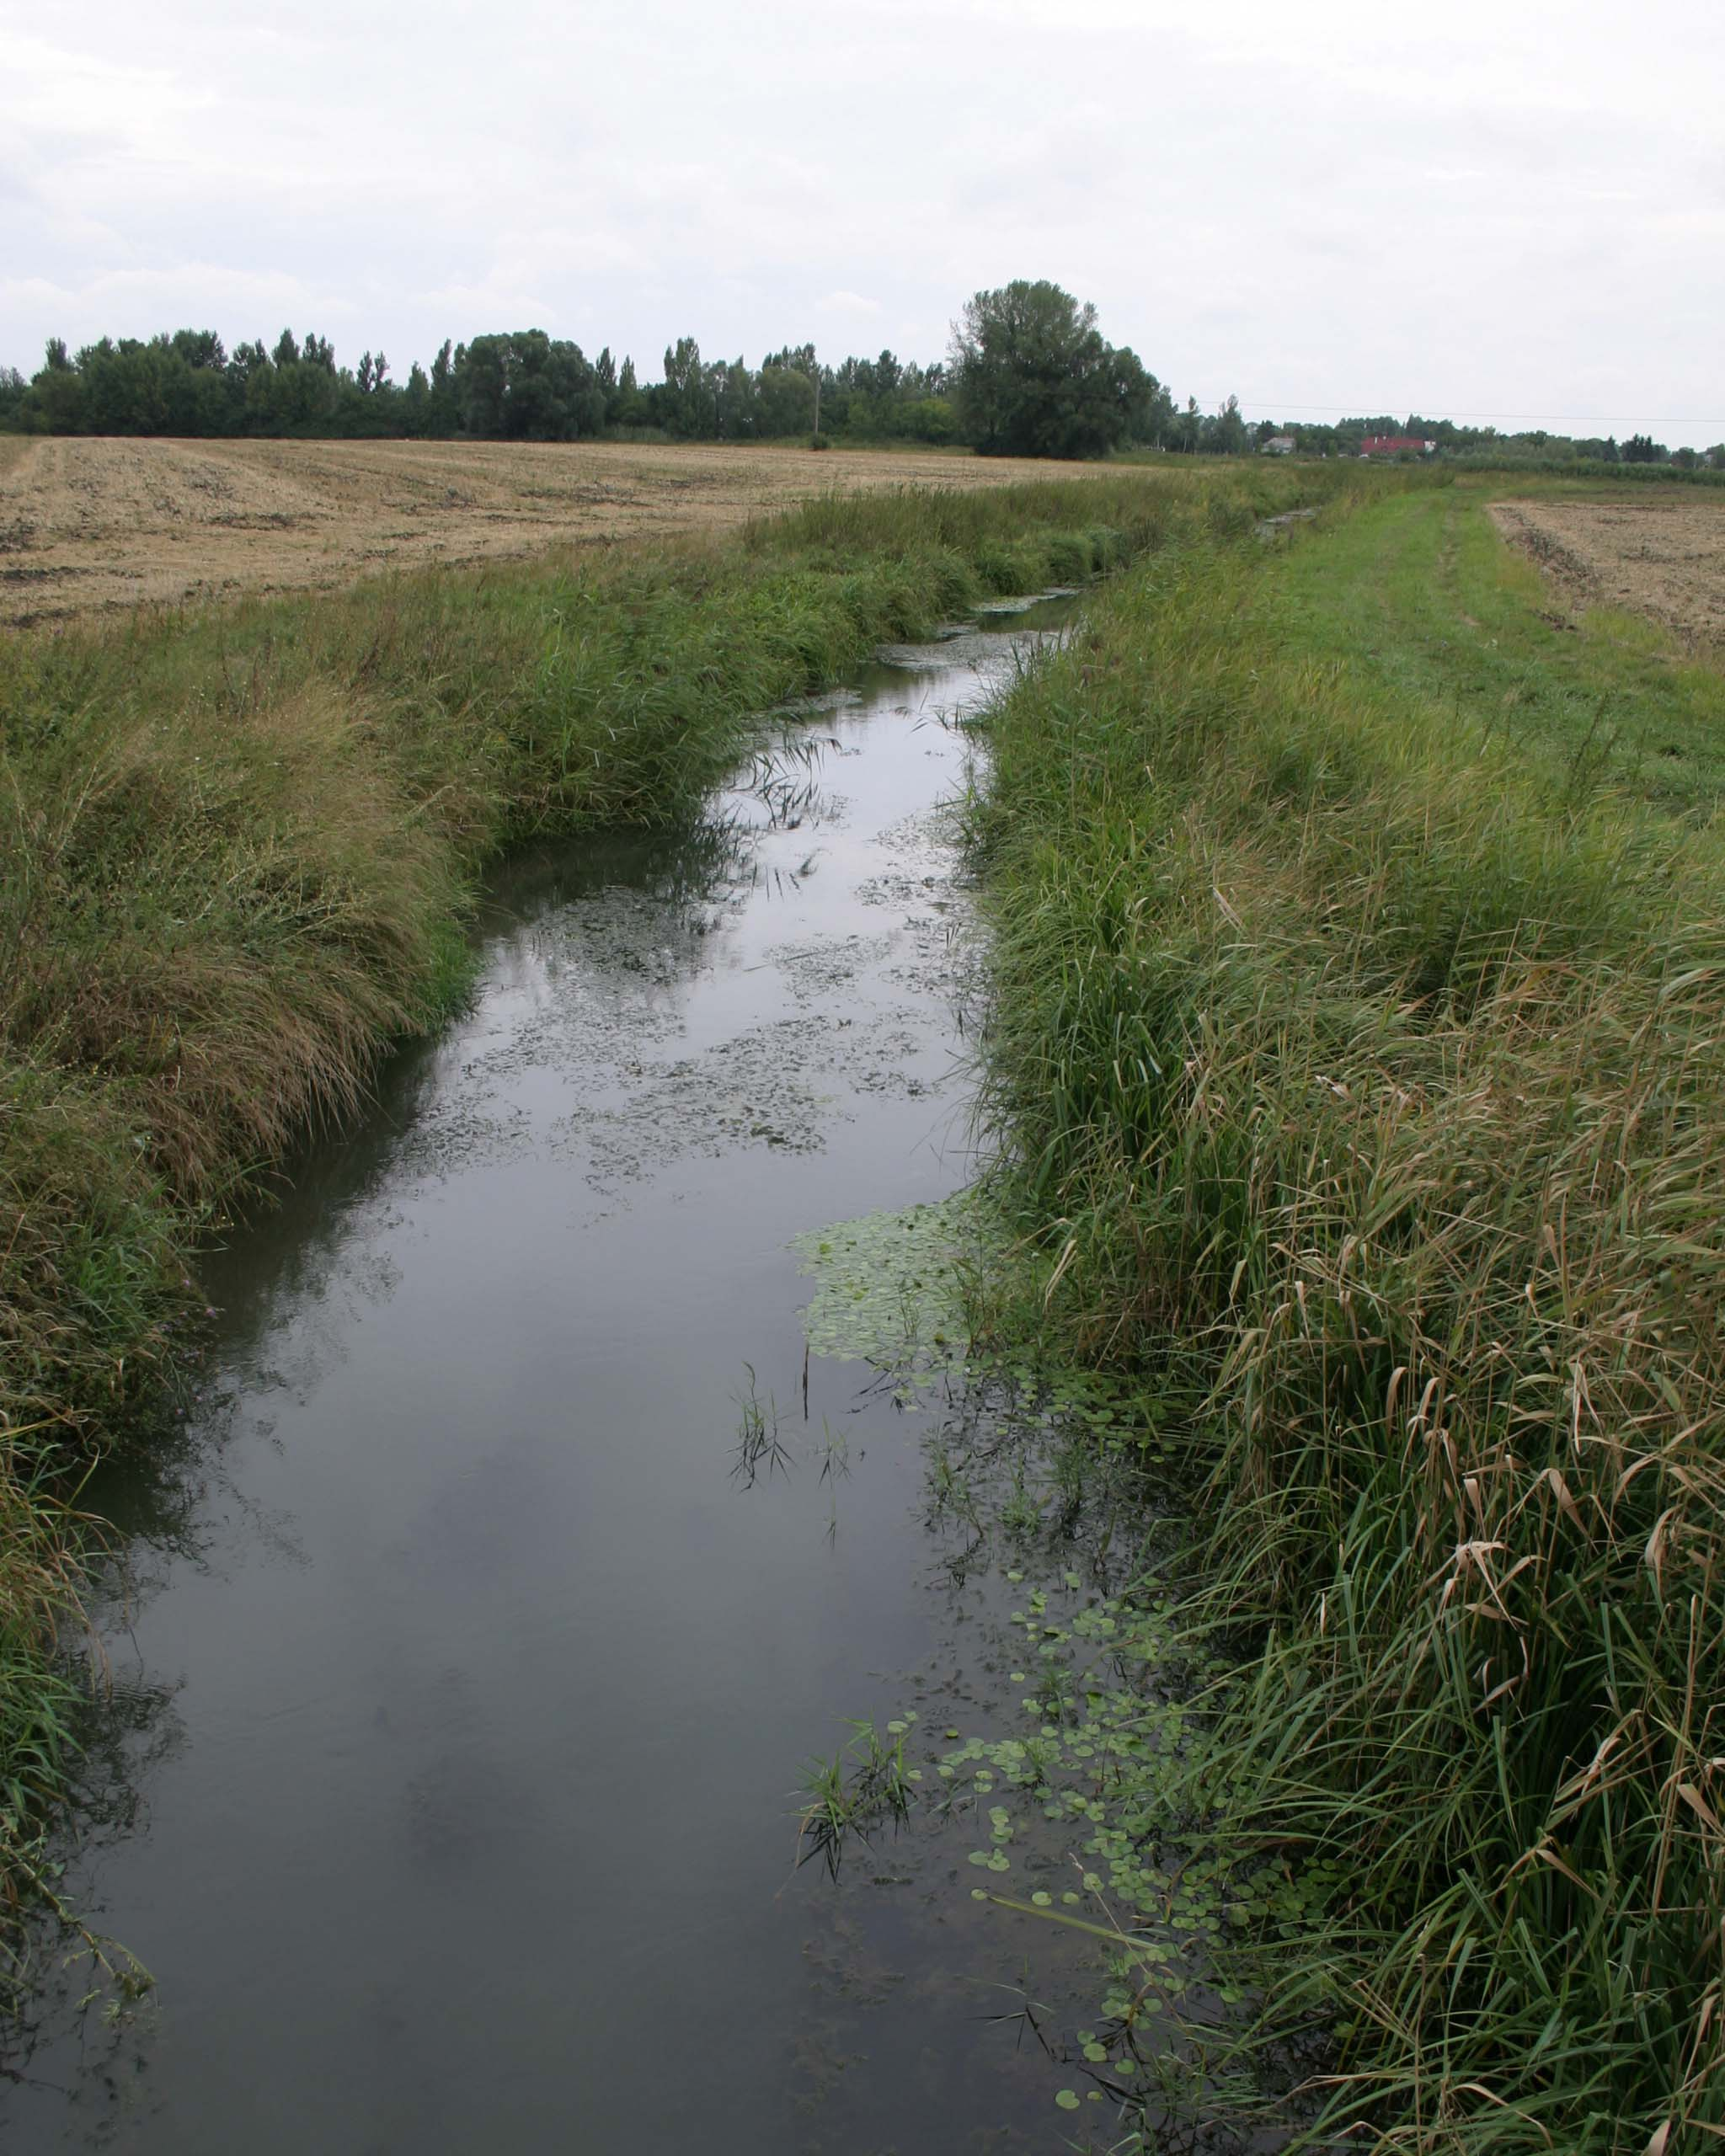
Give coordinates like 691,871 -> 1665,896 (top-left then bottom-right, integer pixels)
1490,493 -> 1725,645
0,435 -> 1107,626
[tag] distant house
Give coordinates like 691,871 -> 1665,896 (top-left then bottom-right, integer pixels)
1359,435 -> 1436,457
1262,435 -> 1297,455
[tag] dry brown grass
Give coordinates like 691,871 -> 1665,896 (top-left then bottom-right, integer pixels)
1490,493 -> 1725,646
0,435 -> 1108,626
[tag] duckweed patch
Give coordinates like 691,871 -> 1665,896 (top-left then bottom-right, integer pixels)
929,1567 -> 1343,2132
792,1193 -> 980,1375
793,1193 -> 1146,1423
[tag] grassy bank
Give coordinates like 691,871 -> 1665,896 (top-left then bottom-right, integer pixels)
0,464 -> 1373,1996
970,488 -> 1725,2148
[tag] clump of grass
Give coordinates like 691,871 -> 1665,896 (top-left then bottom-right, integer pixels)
797,1718 -> 915,1876
971,506 -> 1725,2147
729,1364 -> 792,1486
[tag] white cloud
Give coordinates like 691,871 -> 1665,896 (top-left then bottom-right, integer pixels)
0,34 -> 215,147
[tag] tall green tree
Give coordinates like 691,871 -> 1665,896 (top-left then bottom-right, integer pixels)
428,341 -> 459,434
660,338 -> 716,438
949,280 -> 1162,459
455,330 -> 605,440
756,362 -> 815,436
713,356 -> 756,439
1202,392 -> 1250,456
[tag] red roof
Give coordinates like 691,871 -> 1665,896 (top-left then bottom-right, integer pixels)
1360,435 -> 1429,454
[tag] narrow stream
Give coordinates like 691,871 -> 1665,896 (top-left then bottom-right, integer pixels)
3,599 -> 1140,2155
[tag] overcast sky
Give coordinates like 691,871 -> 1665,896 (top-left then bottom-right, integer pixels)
4,0 -> 1722,445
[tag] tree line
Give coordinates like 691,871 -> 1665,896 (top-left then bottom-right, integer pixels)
0,283 -> 1170,456
0,321 -> 967,449
1,282 -> 1718,469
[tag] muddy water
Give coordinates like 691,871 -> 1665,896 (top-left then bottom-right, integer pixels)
3,602 -> 1124,2154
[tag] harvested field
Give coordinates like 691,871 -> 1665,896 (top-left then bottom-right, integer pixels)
0,435 -> 1113,626
1490,493 -> 1725,645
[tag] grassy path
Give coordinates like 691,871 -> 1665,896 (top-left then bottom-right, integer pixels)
1276,485 -> 1725,813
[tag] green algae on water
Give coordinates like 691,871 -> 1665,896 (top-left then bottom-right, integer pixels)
792,1192 -> 1148,1445
791,1192 -> 985,1374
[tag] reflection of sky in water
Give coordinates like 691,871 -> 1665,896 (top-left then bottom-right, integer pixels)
3,605 -> 1162,2156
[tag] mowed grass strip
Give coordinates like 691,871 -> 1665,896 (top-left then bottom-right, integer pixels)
1277,482 -> 1725,815
970,489 -> 1725,2149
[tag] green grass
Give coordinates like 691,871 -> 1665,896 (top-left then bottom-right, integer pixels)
969,487 -> 1725,2149
797,1718 -> 915,1877
1274,484 -> 1725,816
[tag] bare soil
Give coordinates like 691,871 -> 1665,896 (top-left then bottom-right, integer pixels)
0,437 -> 1104,626
1490,494 -> 1725,648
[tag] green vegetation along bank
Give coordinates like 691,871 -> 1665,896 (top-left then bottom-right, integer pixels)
0,463 -> 1371,2001
969,483 -> 1725,2148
